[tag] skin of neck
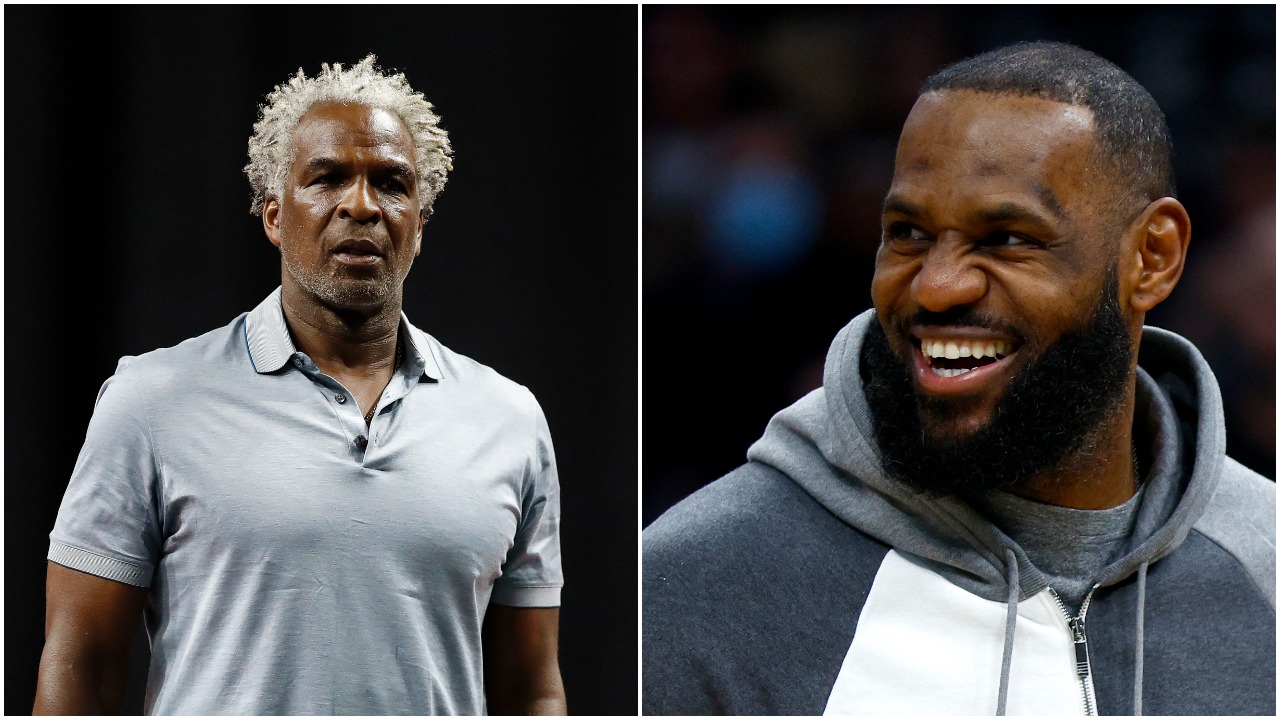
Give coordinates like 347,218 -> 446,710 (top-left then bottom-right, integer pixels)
1008,356 -> 1140,511
278,275 -> 403,379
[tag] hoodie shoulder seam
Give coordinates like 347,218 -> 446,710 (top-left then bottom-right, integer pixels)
1187,528 -> 1275,612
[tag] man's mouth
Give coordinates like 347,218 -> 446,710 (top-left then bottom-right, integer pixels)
917,337 -> 1015,377
907,330 -> 1023,396
332,239 -> 384,264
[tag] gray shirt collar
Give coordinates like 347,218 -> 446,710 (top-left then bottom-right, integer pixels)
243,287 -> 443,381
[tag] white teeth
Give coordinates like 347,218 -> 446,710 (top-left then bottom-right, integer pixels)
930,367 -> 974,378
920,338 -> 1014,359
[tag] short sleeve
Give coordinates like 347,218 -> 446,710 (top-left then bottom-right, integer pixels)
491,397 -> 563,607
48,358 -> 164,587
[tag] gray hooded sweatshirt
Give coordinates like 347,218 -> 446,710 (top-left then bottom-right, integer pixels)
644,310 -> 1274,715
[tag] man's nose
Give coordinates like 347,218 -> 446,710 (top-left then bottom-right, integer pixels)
910,235 -> 987,312
337,178 -> 381,223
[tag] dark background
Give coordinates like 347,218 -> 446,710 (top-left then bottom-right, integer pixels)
6,6 -> 637,715
644,5 -> 1276,524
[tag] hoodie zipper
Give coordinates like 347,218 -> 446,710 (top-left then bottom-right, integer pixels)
1049,586 -> 1099,716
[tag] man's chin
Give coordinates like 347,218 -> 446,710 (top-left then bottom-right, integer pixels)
333,282 -> 389,304
288,267 -> 396,314
918,421 -> 989,450
314,281 -> 386,306
915,395 -> 999,443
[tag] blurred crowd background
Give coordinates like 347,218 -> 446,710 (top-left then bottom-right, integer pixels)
643,5 -> 1276,524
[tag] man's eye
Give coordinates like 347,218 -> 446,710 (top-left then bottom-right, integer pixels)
310,173 -> 339,186
886,222 -> 930,242
980,232 -> 1032,247
381,180 -> 408,193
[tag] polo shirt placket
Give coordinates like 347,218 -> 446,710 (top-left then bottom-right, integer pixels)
247,286 -> 443,465
288,352 -> 423,462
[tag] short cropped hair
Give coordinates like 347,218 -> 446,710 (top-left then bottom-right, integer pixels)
245,54 -> 453,216
920,41 -> 1176,216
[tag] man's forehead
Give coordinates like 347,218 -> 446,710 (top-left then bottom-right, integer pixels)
893,90 -> 1099,195
901,90 -> 1096,155
293,101 -> 414,158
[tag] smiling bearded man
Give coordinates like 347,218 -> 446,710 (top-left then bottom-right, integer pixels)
644,41 -> 1274,716
36,56 -> 566,716
861,266 -> 1133,499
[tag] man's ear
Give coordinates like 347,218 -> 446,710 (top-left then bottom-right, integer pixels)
1125,197 -> 1190,313
264,198 -> 283,249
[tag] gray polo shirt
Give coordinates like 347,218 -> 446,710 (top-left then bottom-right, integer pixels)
49,288 -> 562,715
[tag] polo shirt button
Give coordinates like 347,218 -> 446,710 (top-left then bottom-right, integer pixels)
335,393 -> 347,404
293,358 -> 304,368
354,435 -> 368,451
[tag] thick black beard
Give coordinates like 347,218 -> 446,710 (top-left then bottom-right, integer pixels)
861,272 -> 1133,497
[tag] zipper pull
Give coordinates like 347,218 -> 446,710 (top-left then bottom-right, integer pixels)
1069,617 -> 1091,678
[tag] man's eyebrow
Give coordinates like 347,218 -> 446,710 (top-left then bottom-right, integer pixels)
382,160 -> 416,177
970,202 -> 1056,228
884,191 -> 1065,226
299,157 -> 416,177
882,195 -> 923,219
300,157 -> 344,174
1029,181 -> 1066,220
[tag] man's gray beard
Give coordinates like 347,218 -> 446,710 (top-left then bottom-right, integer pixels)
281,249 -> 400,310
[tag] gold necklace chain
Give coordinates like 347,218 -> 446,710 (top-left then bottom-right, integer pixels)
364,339 -> 403,425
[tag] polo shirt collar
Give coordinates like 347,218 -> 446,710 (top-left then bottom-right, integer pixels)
245,287 -> 444,381
403,321 -> 444,382
244,288 -> 295,373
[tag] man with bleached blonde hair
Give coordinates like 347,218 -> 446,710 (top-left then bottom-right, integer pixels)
36,56 -> 566,715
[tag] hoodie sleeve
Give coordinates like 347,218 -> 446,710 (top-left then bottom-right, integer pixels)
1191,457 -> 1275,608
643,462 -> 891,715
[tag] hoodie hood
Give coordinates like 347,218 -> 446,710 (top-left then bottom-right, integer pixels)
747,309 -> 1226,604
